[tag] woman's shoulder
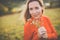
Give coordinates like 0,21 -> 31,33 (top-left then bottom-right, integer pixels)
42,16 -> 50,20
24,18 -> 32,25
42,16 -> 51,22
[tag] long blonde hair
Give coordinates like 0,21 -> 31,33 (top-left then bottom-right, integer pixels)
24,0 -> 44,22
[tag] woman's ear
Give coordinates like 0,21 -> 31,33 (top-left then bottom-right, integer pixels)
41,6 -> 45,14
42,9 -> 43,14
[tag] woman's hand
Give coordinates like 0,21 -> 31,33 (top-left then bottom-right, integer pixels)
38,27 -> 48,39
42,32 -> 48,39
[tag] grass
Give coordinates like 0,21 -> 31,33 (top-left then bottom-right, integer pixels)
0,8 -> 60,40
0,13 -> 24,40
44,8 -> 60,35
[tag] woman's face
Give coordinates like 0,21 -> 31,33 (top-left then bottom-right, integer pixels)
29,1 -> 43,19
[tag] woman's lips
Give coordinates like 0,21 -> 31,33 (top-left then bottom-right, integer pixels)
33,15 -> 40,19
33,14 -> 40,17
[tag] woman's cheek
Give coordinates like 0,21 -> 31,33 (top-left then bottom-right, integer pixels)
30,11 -> 33,15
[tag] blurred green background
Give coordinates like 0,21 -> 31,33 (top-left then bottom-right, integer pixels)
0,0 -> 60,40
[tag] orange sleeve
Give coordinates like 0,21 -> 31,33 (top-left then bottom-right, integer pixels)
46,17 -> 58,39
32,29 -> 38,40
24,22 -> 33,40
24,22 -> 38,40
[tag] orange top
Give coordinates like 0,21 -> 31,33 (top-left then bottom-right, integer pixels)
24,16 -> 57,40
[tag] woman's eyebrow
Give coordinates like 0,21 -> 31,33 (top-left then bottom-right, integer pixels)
35,7 -> 39,8
29,8 -> 33,10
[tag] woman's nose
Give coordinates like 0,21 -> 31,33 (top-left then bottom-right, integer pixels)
33,10 -> 37,14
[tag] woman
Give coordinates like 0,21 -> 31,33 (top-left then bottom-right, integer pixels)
24,0 -> 58,40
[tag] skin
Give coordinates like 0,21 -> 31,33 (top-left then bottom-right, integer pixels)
29,1 -> 43,20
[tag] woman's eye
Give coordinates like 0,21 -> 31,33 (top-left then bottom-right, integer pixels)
35,7 -> 39,9
29,8 -> 33,10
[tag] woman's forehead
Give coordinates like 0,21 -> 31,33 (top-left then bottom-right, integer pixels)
29,1 -> 41,8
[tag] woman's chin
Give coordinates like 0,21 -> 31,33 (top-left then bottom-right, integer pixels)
34,16 -> 40,20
